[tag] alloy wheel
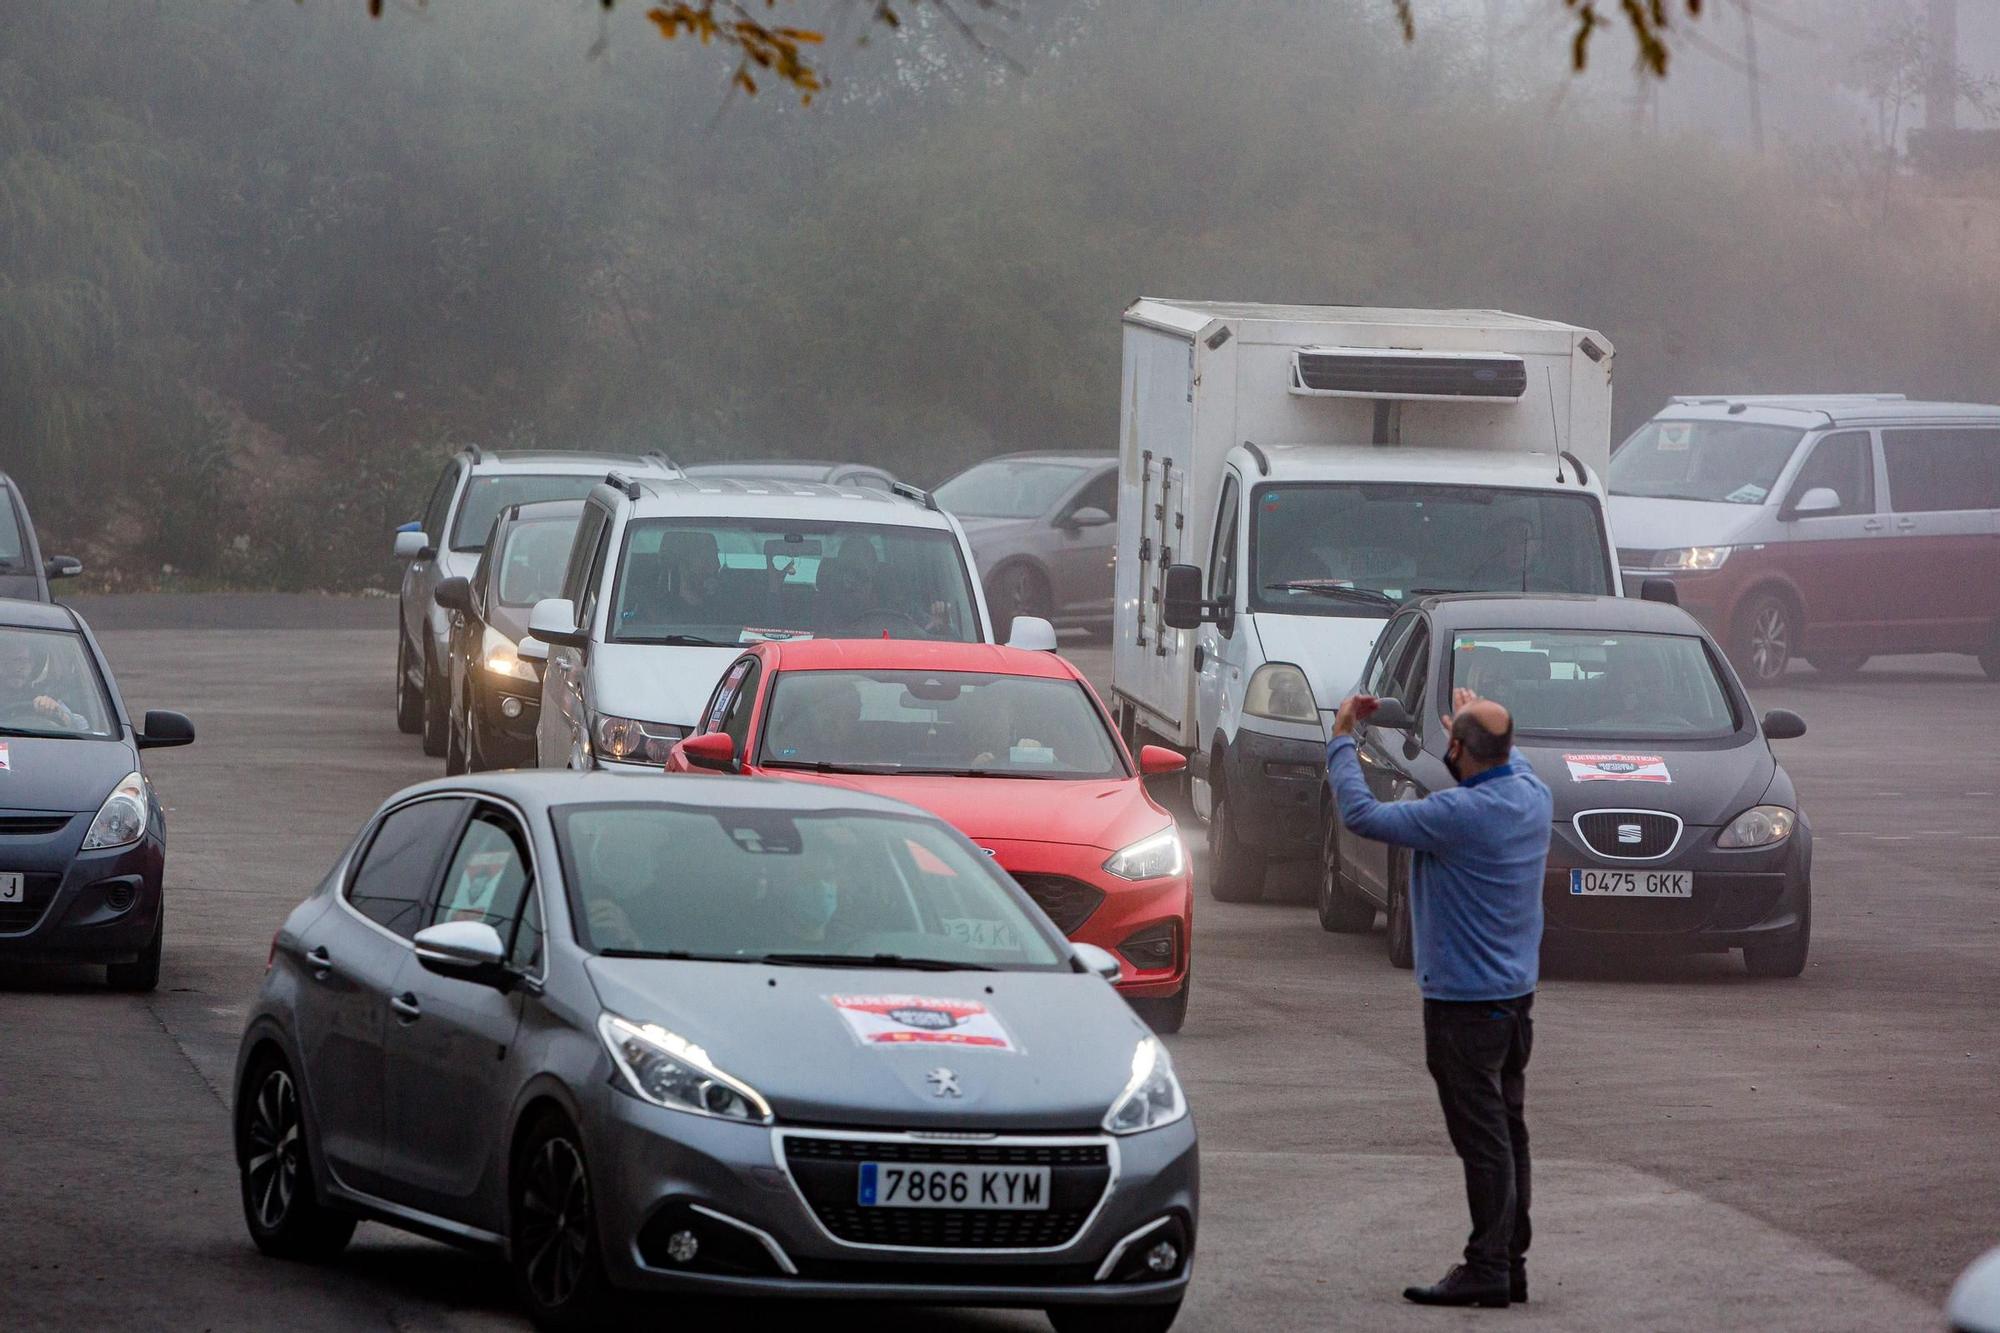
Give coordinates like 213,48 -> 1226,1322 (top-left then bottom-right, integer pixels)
518,1136 -> 591,1310
244,1069 -> 302,1232
1749,603 -> 1790,681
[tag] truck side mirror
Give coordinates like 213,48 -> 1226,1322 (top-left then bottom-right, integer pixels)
1162,564 -> 1207,630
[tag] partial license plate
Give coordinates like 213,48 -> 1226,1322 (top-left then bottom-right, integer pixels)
1570,868 -> 1692,898
858,1162 -> 1051,1211
0,873 -> 21,905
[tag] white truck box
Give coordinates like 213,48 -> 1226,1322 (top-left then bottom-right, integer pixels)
1107,300 -> 1620,898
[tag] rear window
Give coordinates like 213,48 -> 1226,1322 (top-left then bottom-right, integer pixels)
450,475 -> 604,551
1450,629 -> 1738,740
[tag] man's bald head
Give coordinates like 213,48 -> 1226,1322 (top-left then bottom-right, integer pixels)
1450,699 -> 1514,771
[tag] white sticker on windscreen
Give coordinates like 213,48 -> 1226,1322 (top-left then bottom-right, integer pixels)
0,742 -> 10,770
828,994 -> 1019,1053
1564,753 -> 1671,784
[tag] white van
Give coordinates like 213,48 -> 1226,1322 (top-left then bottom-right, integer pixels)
1108,300 -> 1625,900
523,474 -> 1006,770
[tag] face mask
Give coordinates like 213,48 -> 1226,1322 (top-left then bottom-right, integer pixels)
1443,742 -> 1465,784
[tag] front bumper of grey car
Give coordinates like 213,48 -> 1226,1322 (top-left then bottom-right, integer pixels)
0,819 -> 164,966
1541,809 -> 1810,952
586,1091 -> 1198,1307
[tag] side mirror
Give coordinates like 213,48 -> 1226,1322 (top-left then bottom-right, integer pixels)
527,597 -> 588,649
412,921 -> 510,986
43,555 -> 82,581
1072,941 -> 1123,985
433,576 -> 472,614
1138,744 -> 1188,777
1639,577 -> 1681,607
1006,615 -> 1059,652
515,635 -> 549,664
1161,563 -> 1208,631
1063,506 -> 1113,529
681,731 -> 737,772
136,709 -> 196,750
1366,698 -> 1414,731
393,530 -> 433,562
1762,708 -> 1806,740
1784,487 -> 1841,519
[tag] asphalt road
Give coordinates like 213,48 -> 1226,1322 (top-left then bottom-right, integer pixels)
3,594 -> 1995,1331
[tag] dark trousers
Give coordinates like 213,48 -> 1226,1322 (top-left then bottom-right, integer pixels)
1423,993 -> 1533,1280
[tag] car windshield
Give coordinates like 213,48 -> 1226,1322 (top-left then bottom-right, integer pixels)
760,670 -> 1127,779
935,460 -> 1088,519
554,803 -> 1067,969
1610,420 -> 1806,505
0,492 -> 25,573
1449,629 -> 1738,739
450,475 -> 604,551
496,516 -> 580,607
1249,483 -> 1613,617
609,519 -> 979,646
0,627 -> 117,739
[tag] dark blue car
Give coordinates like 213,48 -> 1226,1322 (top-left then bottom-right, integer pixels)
0,599 -> 193,989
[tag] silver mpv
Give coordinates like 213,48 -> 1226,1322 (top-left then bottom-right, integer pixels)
234,773 -> 1197,1332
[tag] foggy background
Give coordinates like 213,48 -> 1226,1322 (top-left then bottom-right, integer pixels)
5,0 -> 1998,590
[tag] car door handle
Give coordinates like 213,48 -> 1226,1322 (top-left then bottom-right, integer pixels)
389,992 -> 422,1021
1895,517 -> 1916,530
1861,519 -> 1884,532
1193,644 -> 1206,671
305,946 -> 334,979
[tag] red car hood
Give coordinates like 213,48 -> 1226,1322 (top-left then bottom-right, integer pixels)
765,770 -> 1169,852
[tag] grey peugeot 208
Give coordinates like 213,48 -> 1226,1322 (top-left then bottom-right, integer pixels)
234,772 -> 1197,1332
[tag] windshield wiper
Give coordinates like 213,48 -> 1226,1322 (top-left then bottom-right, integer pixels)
597,948 -> 747,962
760,759 -> 905,775
641,634 -> 735,647
757,952 -> 995,972
1264,580 -> 1398,608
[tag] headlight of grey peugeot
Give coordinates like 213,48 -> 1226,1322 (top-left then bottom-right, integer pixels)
1717,805 -> 1795,849
83,771 -> 151,851
1104,1036 -> 1188,1135
598,1013 -> 772,1123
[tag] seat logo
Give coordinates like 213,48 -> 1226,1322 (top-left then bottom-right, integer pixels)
926,1067 -> 963,1098
1617,823 -> 1643,845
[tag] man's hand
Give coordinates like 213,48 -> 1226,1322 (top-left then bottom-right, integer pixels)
1333,693 -> 1380,738
1442,686 -> 1481,729
33,695 -> 73,725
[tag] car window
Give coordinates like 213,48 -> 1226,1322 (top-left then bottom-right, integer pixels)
348,798 -> 468,940
0,488 -> 25,570
0,627 -> 118,738
578,520 -> 615,631
1787,432 -> 1875,517
1067,469 -> 1117,519
554,802 -> 1067,969
510,888 -> 544,972
1363,613 -> 1417,697
1388,621 -> 1430,716
721,661 -> 762,754
496,515 -> 583,607
1882,428 -> 2000,514
1611,420 -> 1805,505
760,669 -> 1126,779
608,519 -> 979,647
559,504 -> 610,608
449,475 -> 603,553
1451,629 -> 1738,739
935,460 -> 1090,519
702,657 -> 755,734
1209,474 -> 1240,605
422,464 -> 461,545
430,807 -> 534,937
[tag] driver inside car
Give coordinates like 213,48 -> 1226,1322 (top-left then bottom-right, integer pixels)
0,635 -> 92,732
816,541 -> 950,638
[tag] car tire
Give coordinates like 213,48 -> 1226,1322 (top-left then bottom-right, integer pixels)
1046,1300 -> 1183,1333
1385,855 -> 1414,970
1205,786 -> 1266,904
395,632 -> 424,735
1743,888 -> 1811,979
1130,966 -> 1190,1035
988,563 -> 1052,643
237,1052 -> 357,1261
1732,592 -> 1795,684
444,684 -> 469,777
106,906 -> 163,992
420,645 -> 449,758
510,1112 -> 616,1333
1317,811 -> 1376,934
1806,654 -> 1868,679
465,690 -> 494,773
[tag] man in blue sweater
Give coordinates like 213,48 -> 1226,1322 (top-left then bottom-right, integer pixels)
1328,687 -> 1553,1310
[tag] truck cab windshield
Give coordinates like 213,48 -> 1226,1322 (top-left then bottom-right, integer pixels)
1249,483 -> 1612,617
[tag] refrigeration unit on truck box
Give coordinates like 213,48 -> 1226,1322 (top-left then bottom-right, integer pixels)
1107,299 -> 1623,901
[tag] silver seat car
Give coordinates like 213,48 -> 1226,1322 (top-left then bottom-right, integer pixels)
234,773 -> 1197,1332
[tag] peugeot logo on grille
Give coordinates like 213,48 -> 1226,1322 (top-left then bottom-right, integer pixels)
1617,823 -> 1643,844
926,1068 -> 963,1098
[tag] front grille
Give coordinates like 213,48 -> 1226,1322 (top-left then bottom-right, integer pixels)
0,814 -> 73,837
782,1135 -> 1111,1250
1012,875 -> 1105,935
1574,811 -> 1682,859
1293,351 -> 1527,399
0,874 -> 62,934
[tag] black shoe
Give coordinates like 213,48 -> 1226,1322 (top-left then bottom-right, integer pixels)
1402,1264 -> 1510,1308
1511,1264 -> 1527,1303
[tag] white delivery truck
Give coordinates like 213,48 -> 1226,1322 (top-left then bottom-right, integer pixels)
1108,300 -> 1627,900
